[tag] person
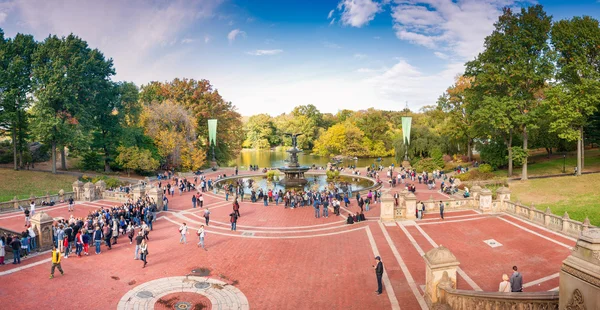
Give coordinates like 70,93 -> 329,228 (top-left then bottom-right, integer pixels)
230,212 -> 238,231
233,200 -> 240,218
373,256 -> 384,295
10,235 -> 21,264
30,201 -> 36,217
510,266 -> 523,292
0,236 -> 5,265
199,194 -> 204,208
179,223 -> 188,244
192,194 -> 197,209
75,230 -> 83,257
203,208 -> 211,226
499,274 -> 511,292
313,199 -> 320,218
93,225 -> 103,255
197,225 -> 206,250
439,201 -> 445,220
346,215 -> 354,224
140,239 -> 148,268
68,196 -> 74,212
49,246 -> 64,279
134,231 -> 144,260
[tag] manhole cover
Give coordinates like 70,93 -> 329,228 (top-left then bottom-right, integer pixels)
191,268 -> 211,276
195,282 -> 211,290
136,291 -> 154,298
241,232 -> 255,236
174,301 -> 192,309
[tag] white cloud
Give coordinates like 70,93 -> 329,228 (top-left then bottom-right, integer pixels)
329,18 -> 336,25
323,41 -> 341,49
246,17 -> 255,22
337,0 -> 383,28
434,51 -> 449,59
181,38 -> 195,44
0,11 -> 7,23
391,0 -> 521,60
228,29 -> 246,43
354,53 -> 367,59
328,9 -> 335,19
3,0 -> 223,83
228,20 -> 234,26
204,35 -> 211,43
246,49 -> 283,56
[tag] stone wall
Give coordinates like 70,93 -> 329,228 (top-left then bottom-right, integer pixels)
437,287 -> 559,310
0,191 -> 74,212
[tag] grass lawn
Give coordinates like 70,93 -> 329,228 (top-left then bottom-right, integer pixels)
509,173 -> 600,226
494,148 -> 600,177
0,169 -> 76,202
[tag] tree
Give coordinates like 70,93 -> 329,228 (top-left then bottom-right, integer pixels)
547,16 -> 600,175
115,145 -> 159,176
466,5 -> 554,179
243,113 -> 278,149
0,33 -> 37,170
313,122 -> 367,157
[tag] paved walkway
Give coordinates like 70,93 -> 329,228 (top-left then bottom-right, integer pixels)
0,168 -> 574,309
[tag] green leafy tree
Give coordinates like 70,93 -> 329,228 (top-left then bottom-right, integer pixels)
116,145 -> 159,176
243,113 -> 279,149
546,16 -> 600,175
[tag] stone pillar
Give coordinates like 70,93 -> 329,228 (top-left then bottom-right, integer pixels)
72,180 -> 83,200
562,212 -> 570,233
95,180 -> 106,199
132,186 -> 145,201
30,212 -> 55,251
544,207 -> 552,226
478,189 -> 492,213
380,195 -> 395,222
12,196 -> 19,210
83,182 -> 95,201
405,192 -> 417,220
147,186 -> 164,209
470,184 -> 482,200
559,228 -> 600,309
423,245 -> 460,306
496,186 -> 511,211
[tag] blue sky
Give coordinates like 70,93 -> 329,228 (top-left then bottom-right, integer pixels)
1,0 -> 599,116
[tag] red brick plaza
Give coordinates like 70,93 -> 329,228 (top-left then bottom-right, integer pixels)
0,168 -> 572,310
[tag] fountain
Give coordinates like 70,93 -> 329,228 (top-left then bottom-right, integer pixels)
278,133 -> 310,186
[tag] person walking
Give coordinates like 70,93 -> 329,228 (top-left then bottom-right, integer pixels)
230,212 -> 238,231
192,195 -> 197,209
373,256 -> 384,295
499,274 -> 511,292
233,200 -> 241,218
179,223 -> 188,244
510,266 -> 523,292
49,246 -> 64,279
140,239 -> 148,268
199,194 -> 204,208
134,231 -> 144,260
197,225 -> 206,250
68,197 -> 74,212
203,208 -> 211,226
439,201 -> 445,220
0,236 -> 5,265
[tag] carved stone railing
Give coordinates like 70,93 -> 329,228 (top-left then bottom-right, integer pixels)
0,191 -> 74,213
437,285 -> 559,310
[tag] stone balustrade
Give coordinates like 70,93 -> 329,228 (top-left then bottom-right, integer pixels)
437,285 -> 559,310
0,191 -> 74,212
503,201 -> 592,238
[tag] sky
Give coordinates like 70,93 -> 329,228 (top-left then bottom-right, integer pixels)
1,0 -> 599,116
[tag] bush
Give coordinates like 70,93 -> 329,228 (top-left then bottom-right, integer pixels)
413,158 -> 441,172
478,164 -> 494,173
455,169 -> 495,181
431,148 -> 444,169
266,170 -> 280,181
443,154 -> 452,163
326,170 -> 340,180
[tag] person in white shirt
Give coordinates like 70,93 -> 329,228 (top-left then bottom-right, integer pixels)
30,201 -> 36,216
179,223 -> 188,244
28,226 -> 37,251
197,225 -> 206,250
499,274 -> 511,292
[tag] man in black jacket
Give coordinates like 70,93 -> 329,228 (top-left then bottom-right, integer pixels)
373,256 -> 384,295
11,235 -> 22,264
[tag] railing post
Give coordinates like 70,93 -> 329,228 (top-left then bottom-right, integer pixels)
560,228 -> 600,309
423,245 -> 460,307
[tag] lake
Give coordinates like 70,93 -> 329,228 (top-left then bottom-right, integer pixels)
230,149 -> 397,169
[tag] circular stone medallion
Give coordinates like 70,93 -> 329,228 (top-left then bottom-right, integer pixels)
174,301 -> 192,309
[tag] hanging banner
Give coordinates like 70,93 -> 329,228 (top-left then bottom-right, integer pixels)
208,119 -> 217,145
401,116 -> 412,145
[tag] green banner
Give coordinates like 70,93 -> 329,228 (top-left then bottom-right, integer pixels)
208,119 -> 217,145
401,116 -> 412,145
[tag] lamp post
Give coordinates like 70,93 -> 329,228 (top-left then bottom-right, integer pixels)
563,154 -> 566,173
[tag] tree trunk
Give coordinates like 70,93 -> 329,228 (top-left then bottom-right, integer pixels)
103,131 -> 111,172
581,127 -> 585,171
577,127 -> 582,176
60,146 -> 67,170
522,126 -> 528,181
545,148 -> 551,159
12,128 -> 18,171
51,141 -> 57,174
467,138 -> 473,162
507,133 -> 513,177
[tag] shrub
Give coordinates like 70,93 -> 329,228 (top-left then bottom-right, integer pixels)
431,148 -> 444,169
326,170 -> 340,181
478,163 -> 493,173
266,170 -> 280,181
79,151 -> 104,171
443,154 -> 452,163
455,170 -> 495,181
413,158 -> 441,172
